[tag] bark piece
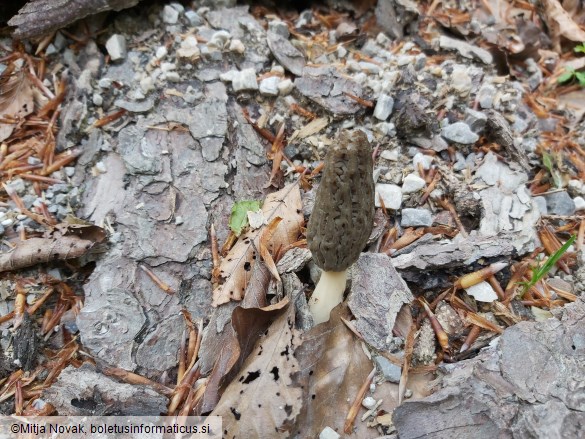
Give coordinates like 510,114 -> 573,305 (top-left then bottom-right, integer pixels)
348,253 -> 414,350
391,231 -> 515,271
9,0 -> 140,38
267,31 -> 306,76
43,363 -> 167,416
294,66 -> 364,115
393,298 -> 585,438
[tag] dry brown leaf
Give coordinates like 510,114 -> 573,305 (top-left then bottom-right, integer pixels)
542,0 -> 585,50
558,89 -> 585,123
260,217 -> 282,282
0,233 -> 104,273
210,306 -> 302,437
0,69 -> 34,142
289,117 -> 329,142
293,304 -> 373,437
213,183 -> 303,306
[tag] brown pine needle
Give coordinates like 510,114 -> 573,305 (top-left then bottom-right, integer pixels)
344,367 -> 375,434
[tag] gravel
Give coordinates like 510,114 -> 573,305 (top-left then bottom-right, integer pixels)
401,173 -> 426,194
105,34 -> 127,62
375,183 -> 402,210
441,122 -> 479,144
373,94 -> 394,121
541,191 -> 576,216
401,208 -> 433,227
374,355 -> 402,383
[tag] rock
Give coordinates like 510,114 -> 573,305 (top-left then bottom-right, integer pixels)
381,149 -> 399,161
477,83 -> 496,109
375,183 -> 402,209
442,122 -> 479,144
374,94 -> 394,121
543,191 -> 576,216
231,68 -> 258,91
92,93 -> 103,106
465,108 -> 487,133
411,135 -> 449,152
532,196 -> 548,215
209,31 -> 231,50
465,281 -> 498,302
185,10 -> 203,27
574,196 -> 585,211
266,31 -> 306,76
105,34 -> 127,62
438,35 -> 493,64
402,174 -> 426,194
269,20 -> 290,38
6,178 -> 25,195
413,153 -> 433,170
362,396 -> 377,410
228,39 -> 245,54
278,79 -> 294,95
259,76 -> 279,96
374,356 -> 402,383
161,5 -> 179,24
401,208 -> 432,227
450,68 -> 472,96
319,426 -> 340,439
177,35 -> 200,60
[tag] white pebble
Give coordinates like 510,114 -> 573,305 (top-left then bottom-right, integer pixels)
319,427 -> 340,439
380,149 -> 398,161
155,46 -> 168,59
162,5 -> 179,24
232,68 -> 258,91
105,34 -> 126,62
465,281 -> 498,303
177,35 -> 200,60
1,219 -> 13,227
175,216 -> 184,225
259,76 -> 280,96
375,183 -> 402,210
362,396 -> 376,409
92,93 -> 103,106
95,161 -> 107,173
574,196 -> 585,211
278,78 -> 294,95
140,76 -> 155,94
401,173 -> 426,194
229,39 -> 245,54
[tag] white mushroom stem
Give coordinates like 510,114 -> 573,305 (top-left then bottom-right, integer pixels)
308,269 -> 348,325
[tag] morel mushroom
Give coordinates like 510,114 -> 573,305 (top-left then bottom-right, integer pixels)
306,130 -> 374,324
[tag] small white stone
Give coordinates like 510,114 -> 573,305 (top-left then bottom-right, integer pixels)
362,396 -> 376,410
229,39 -> 245,54
278,78 -> 294,95
92,93 -> 103,106
98,78 -> 112,89
160,62 -> 176,72
175,216 -> 184,225
170,2 -> 184,13
219,70 -> 237,82
95,161 -> 107,173
465,281 -> 498,303
162,5 -> 179,24
319,427 -> 340,439
413,152 -> 433,171
380,149 -> 399,161
373,93 -> 394,121
166,72 -> 181,82
259,76 -> 280,96
64,167 -> 75,177
337,45 -> 347,58
232,68 -> 258,91
177,35 -> 200,60
140,76 -> 155,94
155,46 -> 168,59
401,173 -> 426,194
105,34 -> 127,62
574,196 -> 585,211
1,219 -> 13,227
375,183 -> 402,209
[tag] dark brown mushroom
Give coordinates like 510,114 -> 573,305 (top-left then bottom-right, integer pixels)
306,129 -> 374,323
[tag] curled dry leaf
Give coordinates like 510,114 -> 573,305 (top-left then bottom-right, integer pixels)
542,0 -> 585,50
293,304 -> 373,437
0,68 -> 34,142
0,224 -> 106,273
210,306 -> 302,437
212,183 -> 303,307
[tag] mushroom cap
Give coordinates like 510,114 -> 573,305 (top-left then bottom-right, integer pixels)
307,130 -> 375,272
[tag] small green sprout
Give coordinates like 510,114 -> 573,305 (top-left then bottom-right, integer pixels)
519,235 -> 576,297
557,42 -> 585,85
541,151 -> 563,188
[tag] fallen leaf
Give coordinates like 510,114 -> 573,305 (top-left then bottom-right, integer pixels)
211,306 -> 302,437
293,304 -> 373,437
289,117 -> 329,142
0,231 -> 105,273
229,200 -> 261,237
0,68 -> 34,142
543,0 -> 585,51
213,184 -> 303,306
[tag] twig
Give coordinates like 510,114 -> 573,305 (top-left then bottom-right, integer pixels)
344,367 -> 375,434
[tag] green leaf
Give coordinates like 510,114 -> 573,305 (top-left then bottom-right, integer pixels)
229,200 -> 262,236
542,151 -> 553,172
575,71 -> 585,86
557,69 -> 575,84
574,43 -> 585,53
